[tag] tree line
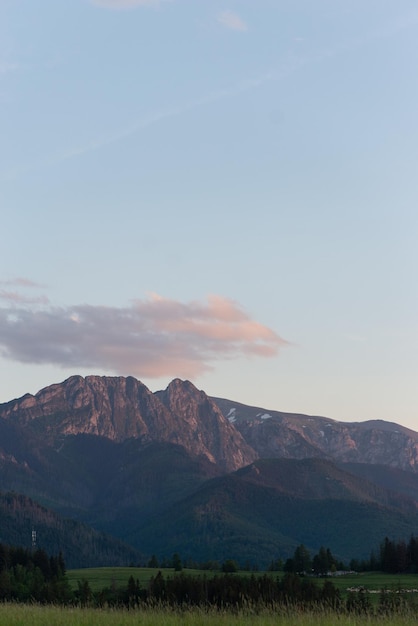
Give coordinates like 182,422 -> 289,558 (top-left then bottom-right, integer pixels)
142,535 -> 418,576
3,534 -> 418,608
351,535 -> 418,574
77,570 -> 411,615
0,543 -> 70,603
273,544 -> 345,575
266,535 -> 418,576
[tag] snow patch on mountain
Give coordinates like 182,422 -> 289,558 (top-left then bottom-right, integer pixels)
227,408 -> 237,423
257,412 -> 272,420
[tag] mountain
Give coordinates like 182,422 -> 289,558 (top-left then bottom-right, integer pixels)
133,458 -> 418,566
0,375 -> 256,472
337,462 -> 418,502
213,397 -> 418,472
1,374 -> 418,567
155,379 -> 256,471
0,491 -> 142,569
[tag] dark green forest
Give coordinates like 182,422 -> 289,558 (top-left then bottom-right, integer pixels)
277,536 -> 418,575
0,544 -> 70,603
0,491 -> 142,568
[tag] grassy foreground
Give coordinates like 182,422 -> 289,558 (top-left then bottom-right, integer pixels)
1,604 -> 418,626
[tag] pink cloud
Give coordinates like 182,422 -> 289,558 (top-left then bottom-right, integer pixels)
0,277 -> 43,288
0,291 -> 49,305
217,10 -> 248,32
0,294 -> 288,379
0,278 -> 49,305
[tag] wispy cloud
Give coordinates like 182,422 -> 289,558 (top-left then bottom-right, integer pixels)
217,10 -> 248,32
91,0 -> 167,9
0,294 -> 288,378
0,278 -> 44,289
39,8 -> 418,169
0,278 -> 49,306
0,291 -> 49,305
4,72 -> 275,176
44,68 -> 280,167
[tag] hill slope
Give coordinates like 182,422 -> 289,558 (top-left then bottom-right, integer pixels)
129,458 -> 418,566
0,491 -> 142,569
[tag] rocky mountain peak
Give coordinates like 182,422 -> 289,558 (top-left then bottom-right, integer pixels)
0,375 -> 257,472
156,379 -> 258,472
2,375 -> 417,475
159,378 -> 216,420
0,374 -> 163,443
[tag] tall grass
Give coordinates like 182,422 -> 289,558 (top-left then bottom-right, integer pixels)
1,604 -> 418,626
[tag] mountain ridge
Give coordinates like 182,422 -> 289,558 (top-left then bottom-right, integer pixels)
213,396 -> 418,472
1,374 -> 418,567
2,374 -> 417,473
0,375 -> 256,472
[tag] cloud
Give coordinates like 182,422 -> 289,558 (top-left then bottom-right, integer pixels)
91,0 -> 165,8
0,278 -> 48,305
42,69 -> 278,168
0,294 -> 288,379
217,10 -> 248,32
0,277 -> 43,288
0,291 -> 49,305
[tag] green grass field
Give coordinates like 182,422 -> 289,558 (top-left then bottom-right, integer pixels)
56,568 -> 418,626
66,567 -> 418,597
67,566 -> 162,592
1,604 -> 418,626
66,566 -> 215,591
324,572 -> 418,594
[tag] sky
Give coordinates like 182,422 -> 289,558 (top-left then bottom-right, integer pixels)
1,0 -> 417,430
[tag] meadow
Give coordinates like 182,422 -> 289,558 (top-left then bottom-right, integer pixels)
3,567 -> 418,626
1,603 -> 418,626
66,567 -> 418,597
66,566 -> 162,592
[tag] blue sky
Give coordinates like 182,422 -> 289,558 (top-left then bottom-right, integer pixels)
1,0 -> 417,429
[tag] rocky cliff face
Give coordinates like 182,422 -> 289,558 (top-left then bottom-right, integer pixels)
214,398 -> 418,473
155,379 -> 257,471
1,376 -> 417,475
0,376 -> 257,472
0,375 -> 168,442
